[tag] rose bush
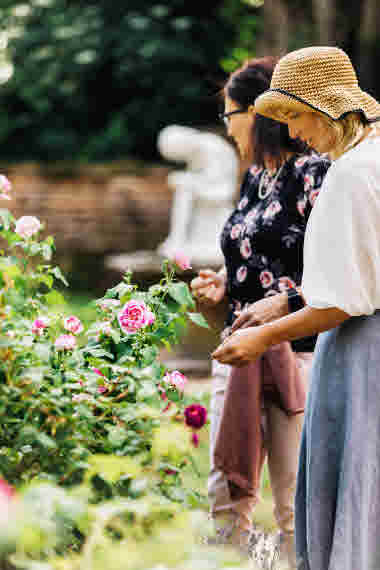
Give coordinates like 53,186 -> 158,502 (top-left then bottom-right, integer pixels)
0,174 -> 218,568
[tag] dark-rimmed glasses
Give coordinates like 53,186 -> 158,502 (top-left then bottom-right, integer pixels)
219,109 -> 247,126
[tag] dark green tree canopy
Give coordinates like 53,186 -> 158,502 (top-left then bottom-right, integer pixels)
0,0 -> 256,162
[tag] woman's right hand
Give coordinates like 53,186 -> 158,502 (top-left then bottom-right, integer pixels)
231,292 -> 289,332
190,269 -> 226,306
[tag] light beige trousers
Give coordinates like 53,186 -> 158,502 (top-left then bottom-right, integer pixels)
208,354 -> 313,537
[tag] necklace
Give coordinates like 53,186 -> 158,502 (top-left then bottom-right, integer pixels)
258,162 -> 285,200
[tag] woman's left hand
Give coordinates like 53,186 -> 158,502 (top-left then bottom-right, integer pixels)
211,325 -> 271,366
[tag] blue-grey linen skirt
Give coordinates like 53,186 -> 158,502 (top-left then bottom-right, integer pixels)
296,312 -> 380,570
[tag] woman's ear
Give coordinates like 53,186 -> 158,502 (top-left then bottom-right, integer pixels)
248,104 -> 256,117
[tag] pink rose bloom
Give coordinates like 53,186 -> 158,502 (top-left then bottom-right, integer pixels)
238,196 -> 249,210
32,316 -> 50,336
118,299 -> 153,333
263,200 -> 282,220
173,250 -> 192,271
0,478 -> 15,500
297,197 -> 307,216
146,310 -> 155,326
97,298 -> 120,311
15,216 -> 42,239
278,276 -> 297,292
92,367 -> 105,377
304,174 -> 315,192
230,224 -> 242,239
240,238 -> 252,260
309,189 -> 320,206
97,385 -> 108,394
63,316 -> 84,335
163,370 -> 188,392
0,477 -> 15,526
260,270 -> 274,289
54,334 -> 76,351
184,404 -> 207,430
0,175 -> 11,200
236,265 -> 247,283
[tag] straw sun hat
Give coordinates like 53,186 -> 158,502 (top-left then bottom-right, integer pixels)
255,46 -> 380,124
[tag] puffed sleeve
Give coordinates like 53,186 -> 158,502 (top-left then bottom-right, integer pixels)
302,158 -> 380,316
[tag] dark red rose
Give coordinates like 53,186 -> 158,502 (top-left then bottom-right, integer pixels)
184,404 -> 207,430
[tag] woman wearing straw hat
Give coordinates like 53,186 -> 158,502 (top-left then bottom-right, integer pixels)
212,45 -> 380,570
192,56 -> 329,566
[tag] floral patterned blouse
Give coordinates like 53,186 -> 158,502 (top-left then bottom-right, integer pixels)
220,152 -> 331,352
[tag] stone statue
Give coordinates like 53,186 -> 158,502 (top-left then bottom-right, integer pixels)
157,125 -> 238,267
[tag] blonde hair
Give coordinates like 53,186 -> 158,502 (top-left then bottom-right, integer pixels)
318,112 -> 365,160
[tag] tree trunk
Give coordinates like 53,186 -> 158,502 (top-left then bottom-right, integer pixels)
256,0 -> 289,56
311,0 -> 336,44
357,0 -> 378,94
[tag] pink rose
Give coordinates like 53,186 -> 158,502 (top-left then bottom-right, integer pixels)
173,250 -> 192,271
184,404 -> 207,430
15,216 -> 42,239
240,238 -> 252,260
238,196 -> 249,210
97,385 -> 108,394
230,224 -> 242,239
309,189 -> 320,206
32,316 -> 50,336
0,175 -> 11,200
263,201 -> 282,219
97,298 -> 120,311
118,299 -> 153,333
236,265 -> 247,283
163,370 -> 188,392
245,209 -> 258,226
304,174 -> 315,192
297,198 -> 307,216
260,270 -> 274,289
0,477 -> 15,526
0,478 -> 15,500
92,367 -> 105,377
63,316 -> 84,335
54,334 -> 76,351
278,276 -> 297,292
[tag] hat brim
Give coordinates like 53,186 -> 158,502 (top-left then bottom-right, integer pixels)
255,88 -> 380,124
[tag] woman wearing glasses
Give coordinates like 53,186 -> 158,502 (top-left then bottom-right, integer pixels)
191,56 -> 330,567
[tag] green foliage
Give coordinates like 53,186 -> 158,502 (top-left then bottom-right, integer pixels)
0,191 -> 242,567
0,1 -> 258,162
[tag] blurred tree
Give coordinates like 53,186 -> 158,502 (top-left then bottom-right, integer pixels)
0,0 -> 257,162
251,0 -> 380,99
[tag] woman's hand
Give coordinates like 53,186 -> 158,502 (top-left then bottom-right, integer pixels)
231,292 -> 289,332
190,269 -> 226,306
211,325 -> 271,366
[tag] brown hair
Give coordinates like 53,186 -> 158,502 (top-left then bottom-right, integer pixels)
224,57 -> 308,167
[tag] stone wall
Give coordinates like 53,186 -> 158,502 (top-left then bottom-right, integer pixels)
3,162 -> 174,291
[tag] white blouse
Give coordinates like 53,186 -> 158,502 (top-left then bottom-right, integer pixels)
302,137 -> 380,316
